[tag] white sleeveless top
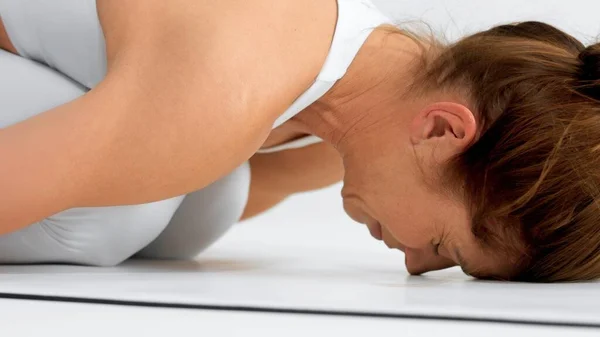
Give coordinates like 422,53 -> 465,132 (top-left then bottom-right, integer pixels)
0,0 -> 393,153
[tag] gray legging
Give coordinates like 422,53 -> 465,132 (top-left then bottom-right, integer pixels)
0,49 -> 250,266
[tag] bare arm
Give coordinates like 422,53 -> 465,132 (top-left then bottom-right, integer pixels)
241,142 -> 344,220
0,0 -> 336,233
0,18 -> 17,54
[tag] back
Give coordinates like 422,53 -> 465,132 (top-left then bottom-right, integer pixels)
0,0 -> 345,230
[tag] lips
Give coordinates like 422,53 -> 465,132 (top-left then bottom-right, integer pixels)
373,224 -> 407,253
367,221 -> 383,241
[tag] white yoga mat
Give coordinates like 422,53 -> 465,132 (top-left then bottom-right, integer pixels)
0,185 -> 598,328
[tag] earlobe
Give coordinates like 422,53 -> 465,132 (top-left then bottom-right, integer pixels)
410,102 -> 477,150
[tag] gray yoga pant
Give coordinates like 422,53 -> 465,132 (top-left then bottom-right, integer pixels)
0,49 -> 250,266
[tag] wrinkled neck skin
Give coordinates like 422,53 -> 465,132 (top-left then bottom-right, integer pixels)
292,27 -> 424,157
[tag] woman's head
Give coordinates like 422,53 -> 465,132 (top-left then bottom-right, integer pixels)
333,21 -> 600,282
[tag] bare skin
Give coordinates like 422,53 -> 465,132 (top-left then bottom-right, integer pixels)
242,140 -> 344,220
0,0 -> 517,279
0,19 -> 16,54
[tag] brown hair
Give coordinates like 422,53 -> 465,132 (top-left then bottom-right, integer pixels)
409,21 -> 600,282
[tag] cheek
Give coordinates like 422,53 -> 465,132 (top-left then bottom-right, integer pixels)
344,151 -> 447,248
376,193 -> 436,249
386,222 -> 435,249
382,211 -> 437,249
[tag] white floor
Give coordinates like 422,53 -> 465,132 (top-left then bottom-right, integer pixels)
2,1 -> 600,335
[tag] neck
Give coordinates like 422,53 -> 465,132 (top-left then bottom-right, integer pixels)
292,26 -> 425,154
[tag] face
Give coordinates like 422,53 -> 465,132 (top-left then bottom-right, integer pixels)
339,101 -> 516,280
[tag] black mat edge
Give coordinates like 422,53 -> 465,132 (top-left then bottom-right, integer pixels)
0,292 -> 598,329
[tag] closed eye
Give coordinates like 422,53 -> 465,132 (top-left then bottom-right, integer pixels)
433,242 -> 441,256
433,234 -> 446,256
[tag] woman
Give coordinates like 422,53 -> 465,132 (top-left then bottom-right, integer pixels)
0,0 -> 599,282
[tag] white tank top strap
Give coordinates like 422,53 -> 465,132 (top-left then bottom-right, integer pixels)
271,0 -> 394,130
256,135 -> 324,154
266,0 -> 393,153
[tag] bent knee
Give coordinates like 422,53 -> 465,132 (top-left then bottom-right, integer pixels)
0,196 -> 184,266
137,163 -> 250,260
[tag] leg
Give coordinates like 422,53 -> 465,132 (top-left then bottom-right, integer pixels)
0,200 -> 184,266
0,49 -> 184,266
137,161 -> 250,260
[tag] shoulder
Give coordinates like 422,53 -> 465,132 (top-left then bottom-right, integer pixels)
97,0 -> 339,124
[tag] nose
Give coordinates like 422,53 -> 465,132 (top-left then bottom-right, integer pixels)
404,247 -> 457,275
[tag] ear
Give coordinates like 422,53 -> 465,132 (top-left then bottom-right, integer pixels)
409,102 -> 477,154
